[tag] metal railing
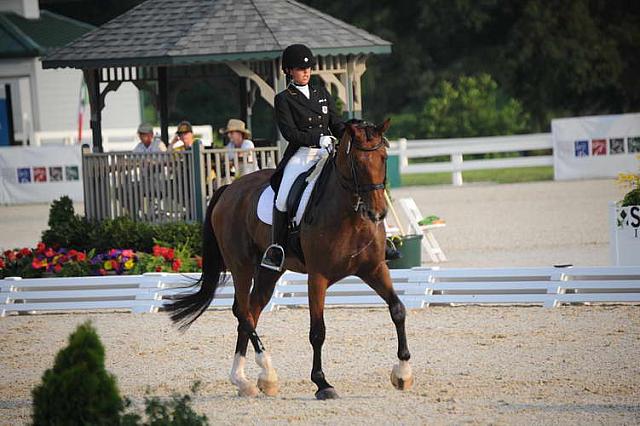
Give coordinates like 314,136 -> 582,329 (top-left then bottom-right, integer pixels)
82,144 -> 280,223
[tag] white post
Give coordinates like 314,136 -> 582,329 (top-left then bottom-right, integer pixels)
399,138 -> 408,169
609,202 -> 618,266
451,153 -> 463,186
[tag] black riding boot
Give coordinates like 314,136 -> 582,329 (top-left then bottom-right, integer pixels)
261,208 -> 289,271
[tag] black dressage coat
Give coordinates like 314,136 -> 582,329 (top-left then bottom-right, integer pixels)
270,83 -> 345,191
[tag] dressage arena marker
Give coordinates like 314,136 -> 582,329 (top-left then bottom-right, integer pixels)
1,266 -> 640,316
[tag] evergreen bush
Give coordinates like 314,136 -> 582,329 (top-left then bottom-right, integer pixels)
31,321 -> 123,425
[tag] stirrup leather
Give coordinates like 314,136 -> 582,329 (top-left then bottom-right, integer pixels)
261,243 -> 285,271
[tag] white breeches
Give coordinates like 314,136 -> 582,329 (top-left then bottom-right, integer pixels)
275,147 -> 327,212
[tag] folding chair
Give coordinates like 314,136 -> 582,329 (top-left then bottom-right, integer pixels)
397,197 -> 447,263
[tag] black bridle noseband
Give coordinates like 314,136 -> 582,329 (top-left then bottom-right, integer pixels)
334,123 -> 389,213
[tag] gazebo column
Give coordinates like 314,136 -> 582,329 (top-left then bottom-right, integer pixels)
158,66 -> 169,144
83,69 -> 103,152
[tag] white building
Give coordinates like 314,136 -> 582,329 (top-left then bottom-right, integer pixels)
0,0 -> 140,145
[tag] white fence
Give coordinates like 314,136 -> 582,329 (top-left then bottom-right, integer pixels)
2,266 -> 639,316
390,133 -> 553,185
33,125 -> 214,152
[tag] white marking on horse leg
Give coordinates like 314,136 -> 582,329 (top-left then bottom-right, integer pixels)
391,360 -> 414,390
230,353 -> 258,397
256,351 -> 279,396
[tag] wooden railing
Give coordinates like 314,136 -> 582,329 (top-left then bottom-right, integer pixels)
82,145 -> 280,223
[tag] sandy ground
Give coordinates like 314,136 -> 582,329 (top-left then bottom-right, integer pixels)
0,306 -> 638,424
0,179 -> 636,424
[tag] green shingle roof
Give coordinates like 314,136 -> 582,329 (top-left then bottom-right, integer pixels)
42,0 -> 391,69
0,10 -> 94,59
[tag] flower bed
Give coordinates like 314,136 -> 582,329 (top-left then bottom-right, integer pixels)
1,243 -> 202,279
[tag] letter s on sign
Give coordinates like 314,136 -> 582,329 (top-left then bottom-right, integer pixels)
631,206 -> 640,228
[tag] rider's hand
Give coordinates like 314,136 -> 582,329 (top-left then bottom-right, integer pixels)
319,135 -> 333,149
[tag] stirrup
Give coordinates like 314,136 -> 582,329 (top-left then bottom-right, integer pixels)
261,244 -> 285,271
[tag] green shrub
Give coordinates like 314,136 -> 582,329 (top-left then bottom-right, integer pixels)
41,197 -> 202,256
41,196 -> 93,249
621,188 -> 640,207
32,321 -> 124,425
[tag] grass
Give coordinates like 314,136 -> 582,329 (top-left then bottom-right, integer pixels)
400,166 -> 554,186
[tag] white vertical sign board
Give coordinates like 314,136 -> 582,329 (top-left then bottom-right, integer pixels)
610,203 -> 640,266
552,113 -> 640,180
0,145 -> 83,204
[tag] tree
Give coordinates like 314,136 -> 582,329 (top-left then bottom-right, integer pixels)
32,321 -> 124,425
388,74 -> 529,139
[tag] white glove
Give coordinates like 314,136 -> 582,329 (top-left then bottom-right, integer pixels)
319,135 -> 334,149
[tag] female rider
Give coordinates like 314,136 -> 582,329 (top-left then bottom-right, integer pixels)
261,44 -> 398,271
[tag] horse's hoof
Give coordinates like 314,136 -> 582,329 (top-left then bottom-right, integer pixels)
315,387 -> 339,400
257,378 -> 279,396
390,362 -> 414,390
237,382 -> 259,397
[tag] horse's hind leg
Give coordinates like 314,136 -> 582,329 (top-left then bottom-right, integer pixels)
230,267 -> 281,397
361,263 -> 414,390
250,266 -> 282,396
230,269 -> 260,397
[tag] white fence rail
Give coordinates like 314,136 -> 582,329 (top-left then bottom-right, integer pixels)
33,125 -> 214,152
390,133 -> 552,185
2,266 -> 639,316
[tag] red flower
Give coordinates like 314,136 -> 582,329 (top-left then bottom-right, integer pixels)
44,248 -> 55,258
0,258 -> 5,269
76,252 -> 86,261
166,248 -> 175,261
155,266 -> 162,272
153,245 -> 161,257
54,264 -> 62,273
19,248 -> 31,257
195,256 -> 202,269
69,249 -> 78,257
6,251 -> 16,262
98,268 -> 106,275
31,258 -> 42,269
36,242 -> 45,253
171,259 -> 181,272
122,249 -> 134,258
110,259 -> 119,270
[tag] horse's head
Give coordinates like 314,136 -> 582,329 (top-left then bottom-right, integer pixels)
336,118 -> 391,223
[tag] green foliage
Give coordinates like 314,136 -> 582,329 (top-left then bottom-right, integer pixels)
41,196 -> 93,249
42,198 -> 202,256
388,74 -> 529,139
32,322 -> 208,425
621,188 -> 640,207
122,382 -> 209,426
32,321 -> 124,425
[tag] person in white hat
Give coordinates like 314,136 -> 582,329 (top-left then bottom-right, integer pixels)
220,119 -> 258,177
132,123 -> 166,153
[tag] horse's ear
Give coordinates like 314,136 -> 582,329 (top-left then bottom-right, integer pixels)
377,118 -> 391,134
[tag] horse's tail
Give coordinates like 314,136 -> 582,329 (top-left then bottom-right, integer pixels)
165,185 -> 230,330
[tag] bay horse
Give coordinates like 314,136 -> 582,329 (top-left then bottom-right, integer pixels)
165,119 -> 413,400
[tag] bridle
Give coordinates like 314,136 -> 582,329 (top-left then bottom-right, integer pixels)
334,124 -> 389,213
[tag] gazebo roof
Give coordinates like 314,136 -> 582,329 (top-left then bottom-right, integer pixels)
0,10 -> 93,59
42,0 -> 391,69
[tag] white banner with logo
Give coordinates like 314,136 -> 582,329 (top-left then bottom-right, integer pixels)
610,204 -> 640,266
552,113 -> 640,180
0,145 -> 83,204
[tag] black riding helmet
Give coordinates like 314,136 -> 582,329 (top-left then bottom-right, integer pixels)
281,44 -> 316,71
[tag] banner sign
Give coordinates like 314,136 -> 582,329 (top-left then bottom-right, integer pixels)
0,146 -> 83,204
552,113 -> 640,180
610,204 -> 640,266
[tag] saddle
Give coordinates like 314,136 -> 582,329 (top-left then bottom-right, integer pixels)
256,156 -> 334,264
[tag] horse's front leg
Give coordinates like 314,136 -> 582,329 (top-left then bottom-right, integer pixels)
308,273 -> 339,400
361,262 -> 414,390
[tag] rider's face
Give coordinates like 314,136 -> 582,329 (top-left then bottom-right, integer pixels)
289,67 -> 311,86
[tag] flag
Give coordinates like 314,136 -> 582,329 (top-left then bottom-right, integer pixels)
77,79 -> 88,143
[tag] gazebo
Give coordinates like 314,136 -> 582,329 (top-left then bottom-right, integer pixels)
41,0 -> 391,152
